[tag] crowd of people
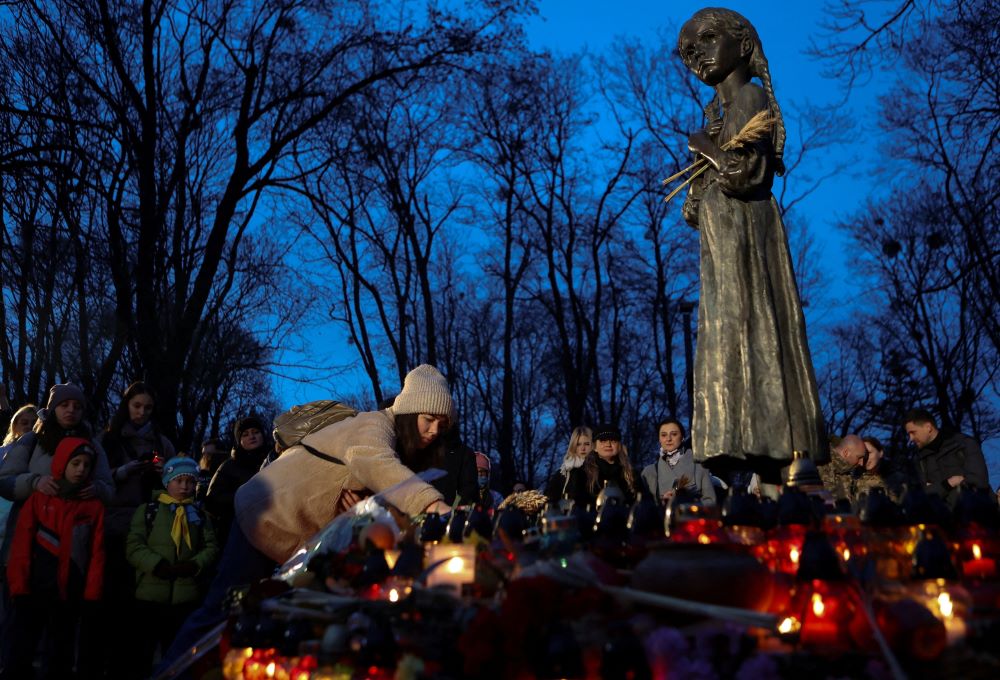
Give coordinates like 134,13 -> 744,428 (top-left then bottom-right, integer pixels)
0,382 -> 227,679
0,370 -> 995,679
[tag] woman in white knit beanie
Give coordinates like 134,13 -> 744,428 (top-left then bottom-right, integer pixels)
160,364 -> 456,670
389,364 -> 456,471
232,362 -> 457,560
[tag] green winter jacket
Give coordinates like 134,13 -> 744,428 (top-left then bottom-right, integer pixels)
126,494 -> 219,605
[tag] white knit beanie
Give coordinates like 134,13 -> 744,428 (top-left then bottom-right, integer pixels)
392,364 -> 454,419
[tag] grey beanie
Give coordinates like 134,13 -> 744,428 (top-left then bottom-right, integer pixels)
392,364 -> 454,419
46,383 -> 86,412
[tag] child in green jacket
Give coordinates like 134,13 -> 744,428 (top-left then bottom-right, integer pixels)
127,456 -> 219,677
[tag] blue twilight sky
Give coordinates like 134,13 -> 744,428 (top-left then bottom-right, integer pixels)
269,0 -> 998,479
523,0 -> 879,278
274,0 -> 878,401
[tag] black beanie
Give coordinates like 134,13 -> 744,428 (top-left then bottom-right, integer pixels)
233,416 -> 267,444
593,424 -> 622,442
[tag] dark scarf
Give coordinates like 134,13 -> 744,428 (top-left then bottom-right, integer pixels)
233,443 -> 269,470
596,457 -> 626,487
917,431 -> 945,459
56,478 -> 86,498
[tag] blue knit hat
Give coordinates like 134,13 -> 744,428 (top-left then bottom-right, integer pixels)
162,456 -> 199,486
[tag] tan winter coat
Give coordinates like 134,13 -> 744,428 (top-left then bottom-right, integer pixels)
234,409 -> 443,563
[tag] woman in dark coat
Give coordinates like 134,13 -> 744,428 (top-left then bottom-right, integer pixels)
97,381 -> 177,679
544,426 -> 593,508
204,416 -> 270,546
583,424 -> 638,506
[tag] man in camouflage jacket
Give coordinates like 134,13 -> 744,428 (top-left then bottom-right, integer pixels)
821,435 -> 909,506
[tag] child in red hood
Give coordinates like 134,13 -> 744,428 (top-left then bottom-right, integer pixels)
4,436 -> 105,679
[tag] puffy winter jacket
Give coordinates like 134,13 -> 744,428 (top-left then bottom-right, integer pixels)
126,493 -> 219,605
6,437 -> 105,601
235,409 -> 443,563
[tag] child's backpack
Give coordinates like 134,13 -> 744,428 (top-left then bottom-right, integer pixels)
271,400 -> 358,464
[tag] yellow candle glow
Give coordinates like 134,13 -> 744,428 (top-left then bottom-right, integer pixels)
778,616 -> 800,634
937,592 -> 953,618
426,544 -> 476,593
811,593 -> 825,617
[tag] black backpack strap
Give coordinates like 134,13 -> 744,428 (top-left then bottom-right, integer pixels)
300,442 -> 345,465
145,500 -> 159,535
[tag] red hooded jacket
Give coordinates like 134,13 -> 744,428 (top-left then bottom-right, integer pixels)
7,436 -> 105,600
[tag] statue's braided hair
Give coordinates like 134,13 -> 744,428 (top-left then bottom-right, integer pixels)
679,7 -> 786,175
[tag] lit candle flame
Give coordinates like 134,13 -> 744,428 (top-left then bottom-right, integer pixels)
937,592 -> 954,618
972,543 -> 982,560
811,593 -> 825,617
778,616 -> 799,634
446,556 -> 465,574
389,588 -> 399,603
789,546 -> 800,564
266,661 -> 276,677
842,548 -> 851,561
697,533 -> 711,545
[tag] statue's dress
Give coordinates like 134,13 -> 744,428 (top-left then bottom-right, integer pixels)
684,83 -> 825,464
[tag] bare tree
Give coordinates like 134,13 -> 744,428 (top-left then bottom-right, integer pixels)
504,53 -> 646,431
1,0 -> 527,435
813,0 -> 999,443
457,52 -> 547,489
295,68 -> 471,401
845,191 -> 1000,440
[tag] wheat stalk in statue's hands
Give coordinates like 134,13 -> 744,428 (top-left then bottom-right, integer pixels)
661,110 -> 774,184
661,111 -> 775,204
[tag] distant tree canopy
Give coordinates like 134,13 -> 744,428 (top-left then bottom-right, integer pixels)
1,0 -> 995,485
0,0 -> 529,446
812,0 -> 1000,451
294,26 -> 845,488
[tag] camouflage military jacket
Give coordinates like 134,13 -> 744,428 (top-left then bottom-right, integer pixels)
819,455 -> 902,505
819,455 -> 857,503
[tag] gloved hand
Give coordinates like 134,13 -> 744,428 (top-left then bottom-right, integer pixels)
116,460 -> 149,482
172,561 -> 198,578
152,561 -> 175,579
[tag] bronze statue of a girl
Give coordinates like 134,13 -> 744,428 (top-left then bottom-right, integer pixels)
677,8 -> 826,477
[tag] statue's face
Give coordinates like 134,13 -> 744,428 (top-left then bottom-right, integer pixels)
679,18 -> 744,87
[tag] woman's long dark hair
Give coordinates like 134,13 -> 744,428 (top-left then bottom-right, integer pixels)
584,446 -> 637,495
394,413 -> 449,472
102,381 -> 163,467
37,415 -> 91,455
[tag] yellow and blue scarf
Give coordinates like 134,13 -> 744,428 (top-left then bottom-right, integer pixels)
157,494 -> 201,555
